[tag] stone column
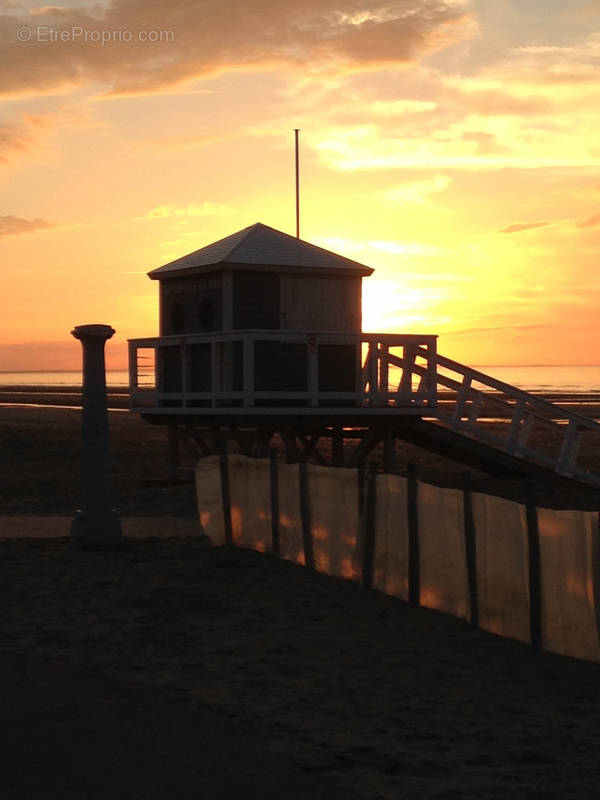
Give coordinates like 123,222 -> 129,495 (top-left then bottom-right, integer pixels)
71,324 -> 122,547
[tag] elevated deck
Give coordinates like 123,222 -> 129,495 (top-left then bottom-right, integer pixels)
128,331 -> 600,488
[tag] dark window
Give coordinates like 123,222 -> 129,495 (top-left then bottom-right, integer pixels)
254,341 -> 307,391
169,301 -> 185,334
197,298 -> 216,330
318,344 -> 357,391
233,272 -> 280,329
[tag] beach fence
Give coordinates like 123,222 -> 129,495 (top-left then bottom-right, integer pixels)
196,454 -> 600,665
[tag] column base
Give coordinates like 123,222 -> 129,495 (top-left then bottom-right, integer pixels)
71,509 -> 123,548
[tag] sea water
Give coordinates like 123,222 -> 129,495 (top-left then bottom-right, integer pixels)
0,370 -> 130,387
2,366 -> 600,393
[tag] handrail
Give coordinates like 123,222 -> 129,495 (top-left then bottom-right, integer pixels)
128,331 -> 600,486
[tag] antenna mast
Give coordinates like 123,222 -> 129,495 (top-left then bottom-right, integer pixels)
294,128 -> 300,238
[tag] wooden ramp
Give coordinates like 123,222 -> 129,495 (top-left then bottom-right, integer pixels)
388,347 -> 600,488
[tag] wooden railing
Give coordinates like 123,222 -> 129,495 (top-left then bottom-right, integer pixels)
413,348 -> 600,485
128,330 -> 439,414
128,331 -> 600,485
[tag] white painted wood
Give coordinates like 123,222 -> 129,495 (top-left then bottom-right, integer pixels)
280,275 -> 361,332
127,330 -> 600,488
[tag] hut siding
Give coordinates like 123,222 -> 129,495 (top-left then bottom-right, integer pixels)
281,275 -> 361,332
159,273 -> 222,336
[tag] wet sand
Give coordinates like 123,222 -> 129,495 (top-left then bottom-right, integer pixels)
2,404 -> 600,798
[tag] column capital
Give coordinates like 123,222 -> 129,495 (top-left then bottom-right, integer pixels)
71,324 -> 116,341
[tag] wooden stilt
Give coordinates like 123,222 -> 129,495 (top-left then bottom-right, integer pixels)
270,450 -> 280,557
362,462 -> 377,590
407,463 -> 420,607
525,482 -> 542,651
462,472 -> 478,629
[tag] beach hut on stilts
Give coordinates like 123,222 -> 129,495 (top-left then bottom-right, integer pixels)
128,222 -> 600,489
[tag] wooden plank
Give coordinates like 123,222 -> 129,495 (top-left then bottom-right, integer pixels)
297,431 -> 328,466
383,429 -> 395,472
128,342 -> 138,391
347,428 -> 382,468
219,448 -> 233,547
462,472 -> 478,629
167,425 -> 179,478
299,458 -> 314,569
242,338 -> 254,407
361,463 -> 377,590
407,463 -> 420,607
525,482 -> 542,651
270,450 -> 280,558
358,460 -> 366,515
332,427 -> 344,467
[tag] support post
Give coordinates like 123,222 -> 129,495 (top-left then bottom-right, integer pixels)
332,427 -> 344,467
361,462 -> 377,590
219,445 -> 233,547
270,450 -> 280,557
525,482 -> 542,651
299,458 -> 314,569
70,324 -> 122,548
168,425 -> 180,479
593,514 -> 600,649
407,463 -> 420,606
462,472 -> 478,629
383,429 -> 395,472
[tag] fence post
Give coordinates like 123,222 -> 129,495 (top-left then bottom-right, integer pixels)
299,457 -> 314,569
462,472 -> 479,629
219,445 -> 233,547
270,449 -> 280,558
593,513 -> 600,649
525,482 -> 542,651
407,463 -> 420,607
362,462 -> 377,590
383,428 -> 395,473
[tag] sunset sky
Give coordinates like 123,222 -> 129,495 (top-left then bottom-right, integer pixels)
1,0 -> 599,370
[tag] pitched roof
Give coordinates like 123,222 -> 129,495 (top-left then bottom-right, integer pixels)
148,222 -> 374,279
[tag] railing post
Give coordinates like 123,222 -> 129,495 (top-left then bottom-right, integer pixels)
557,420 -> 580,476
128,341 -> 137,410
427,340 -> 438,406
210,341 -> 217,408
367,342 -> 378,402
451,373 -> 472,431
243,337 -> 254,407
307,340 -> 318,407
380,344 -> 389,402
506,399 -> 526,455
399,344 -> 415,401
181,341 -> 190,408
156,344 -> 164,396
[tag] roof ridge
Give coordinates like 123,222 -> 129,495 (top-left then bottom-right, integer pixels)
223,222 -> 263,261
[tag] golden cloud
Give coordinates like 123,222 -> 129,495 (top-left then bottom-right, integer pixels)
0,215 -> 56,237
0,0 -> 473,97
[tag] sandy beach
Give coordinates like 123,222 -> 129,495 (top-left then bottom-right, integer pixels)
2,404 -> 600,798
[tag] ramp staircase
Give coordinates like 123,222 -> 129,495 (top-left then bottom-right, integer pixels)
365,342 -> 600,488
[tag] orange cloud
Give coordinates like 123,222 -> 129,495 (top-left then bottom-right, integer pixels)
499,221 -> 552,234
0,215 -> 56,237
576,212 -> 600,228
0,0 -> 473,97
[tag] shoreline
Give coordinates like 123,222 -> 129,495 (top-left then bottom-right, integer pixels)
2,403 -> 600,513
3,385 -> 600,418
